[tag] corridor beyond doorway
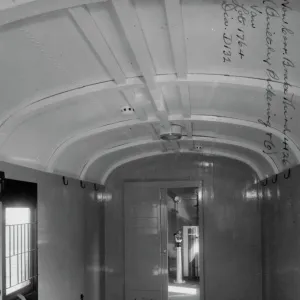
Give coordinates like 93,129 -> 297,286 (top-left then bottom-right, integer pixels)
167,187 -> 202,300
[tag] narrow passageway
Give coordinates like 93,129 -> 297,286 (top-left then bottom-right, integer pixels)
167,187 -> 201,300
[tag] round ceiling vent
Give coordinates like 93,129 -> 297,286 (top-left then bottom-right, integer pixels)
160,124 -> 182,141
121,106 -> 135,114
194,145 -> 202,150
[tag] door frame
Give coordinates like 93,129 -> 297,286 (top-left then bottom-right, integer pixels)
123,180 -> 205,300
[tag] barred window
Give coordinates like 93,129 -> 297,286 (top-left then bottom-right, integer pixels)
5,207 -> 37,296
2,179 -> 38,300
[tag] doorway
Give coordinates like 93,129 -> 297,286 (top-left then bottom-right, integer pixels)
166,187 -> 202,300
124,181 -> 204,300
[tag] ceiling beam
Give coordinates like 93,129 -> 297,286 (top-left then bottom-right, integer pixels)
0,0 -> 105,27
164,0 -> 191,118
44,115 -> 300,175
164,0 -> 187,78
69,6 -> 125,84
111,0 -> 169,127
69,6 -> 152,123
99,149 -> 266,184
2,73 -> 299,134
78,135 -> 277,180
121,90 -> 147,120
184,120 -> 193,138
179,85 -> 191,118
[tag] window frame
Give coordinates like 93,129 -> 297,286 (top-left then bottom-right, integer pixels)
0,178 -> 38,300
3,204 -> 38,300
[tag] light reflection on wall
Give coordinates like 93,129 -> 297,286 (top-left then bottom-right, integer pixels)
152,265 -> 168,276
264,188 -> 272,200
245,189 -> 258,202
198,188 -> 202,202
194,161 -> 214,170
96,192 -> 112,203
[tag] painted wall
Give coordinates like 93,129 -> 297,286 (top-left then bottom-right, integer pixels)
259,165 -> 300,300
105,153 -> 261,300
0,162 -> 105,300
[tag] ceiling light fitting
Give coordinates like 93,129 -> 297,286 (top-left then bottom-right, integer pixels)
160,124 -> 182,141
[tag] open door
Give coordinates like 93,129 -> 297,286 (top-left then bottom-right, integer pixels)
165,186 -> 203,300
124,182 -> 168,300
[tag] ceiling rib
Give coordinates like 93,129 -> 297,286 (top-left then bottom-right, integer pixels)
111,0 -> 170,128
69,6 -> 125,83
185,122 -> 193,138
100,150 -> 265,184
86,6 -> 151,122
45,115 -> 300,174
164,0 -> 191,118
78,136 -> 278,180
69,6 -> 148,122
0,0 -> 105,27
121,90 -> 147,120
1,73 -> 299,137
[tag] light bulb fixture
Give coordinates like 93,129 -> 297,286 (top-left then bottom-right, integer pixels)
160,124 -> 182,141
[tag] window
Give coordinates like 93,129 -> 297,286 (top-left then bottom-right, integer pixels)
1,179 -> 38,300
5,208 -> 36,296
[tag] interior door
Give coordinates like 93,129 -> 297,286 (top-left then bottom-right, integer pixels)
124,183 -> 167,300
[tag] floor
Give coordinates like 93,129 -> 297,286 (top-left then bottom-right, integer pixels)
168,278 -> 200,300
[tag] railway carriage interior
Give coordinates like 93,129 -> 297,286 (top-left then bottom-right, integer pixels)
0,0 -> 299,300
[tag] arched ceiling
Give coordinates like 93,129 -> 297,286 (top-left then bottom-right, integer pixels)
0,0 -> 299,184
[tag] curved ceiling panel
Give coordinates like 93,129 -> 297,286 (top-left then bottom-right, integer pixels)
0,116 -> 297,181
0,9 -> 111,123
183,0 -> 300,79
0,0 -> 299,183
47,126 -> 274,177
82,139 -> 275,184
93,149 -> 265,185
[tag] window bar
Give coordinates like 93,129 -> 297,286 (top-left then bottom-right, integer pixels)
25,224 -> 27,281
21,224 -> 23,283
17,224 -> 19,284
12,224 -> 15,257
27,223 -> 30,281
34,222 -> 37,284
23,224 -> 26,282
30,223 -> 33,283
9,225 -> 12,288
12,225 -> 14,285
26,224 -> 28,281
30,223 -> 33,281
24,224 -> 27,282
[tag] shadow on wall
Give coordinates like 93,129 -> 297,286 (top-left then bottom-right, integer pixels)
255,166 -> 299,300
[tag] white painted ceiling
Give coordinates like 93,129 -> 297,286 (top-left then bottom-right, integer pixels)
0,0 -> 299,184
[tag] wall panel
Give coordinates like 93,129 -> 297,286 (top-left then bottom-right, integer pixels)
106,153 -> 261,300
0,161 -> 105,300
261,166 -> 300,300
